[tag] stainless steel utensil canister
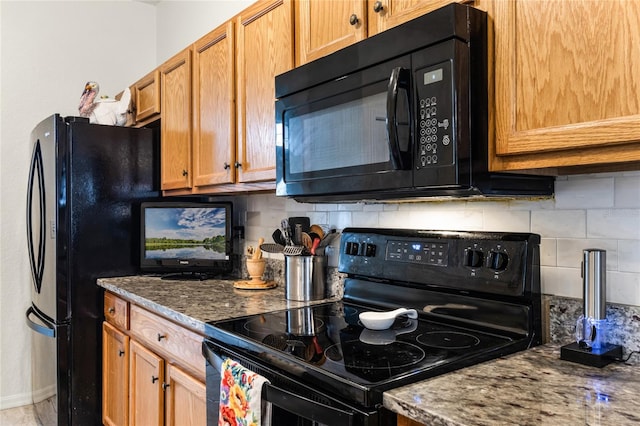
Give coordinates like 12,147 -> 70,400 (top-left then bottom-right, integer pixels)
285,255 -> 327,301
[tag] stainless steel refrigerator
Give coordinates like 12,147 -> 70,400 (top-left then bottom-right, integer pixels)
25,114 -> 159,425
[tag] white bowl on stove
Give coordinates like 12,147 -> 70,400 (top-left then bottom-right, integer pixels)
359,308 -> 418,330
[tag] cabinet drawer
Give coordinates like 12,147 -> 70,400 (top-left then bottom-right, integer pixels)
130,305 -> 204,380
104,292 -> 129,330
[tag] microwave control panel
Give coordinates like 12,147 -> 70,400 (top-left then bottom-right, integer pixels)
415,60 -> 454,170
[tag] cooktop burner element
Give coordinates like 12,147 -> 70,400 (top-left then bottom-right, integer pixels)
417,331 -> 481,349
205,228 -> 543,411
326,340 -> 427,369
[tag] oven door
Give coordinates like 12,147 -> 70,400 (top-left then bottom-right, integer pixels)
202,340 -> 391,426
275,55 -> 414,199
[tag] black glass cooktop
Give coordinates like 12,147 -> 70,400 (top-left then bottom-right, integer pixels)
207,301 -> 516,390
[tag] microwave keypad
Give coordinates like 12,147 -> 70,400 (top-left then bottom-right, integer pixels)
416,63 -> 453,169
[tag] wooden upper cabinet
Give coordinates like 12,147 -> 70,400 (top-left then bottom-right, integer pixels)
491,0 -> 640,172
367,0 -> 467,36
295,0 -> 367,65
160,48 -> 193,190
236,0 -> 294,183
192,21 -> 236,187
295,0 -> 471,65
132,69 -> 161,125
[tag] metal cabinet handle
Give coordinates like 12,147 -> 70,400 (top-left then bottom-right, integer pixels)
224,162 -> 231,170
182,169 -> 188,177
373,1 -> 383,12
234,162 -> 242,168
152,376 -> 159,383
108,307 -> 115,314
349,14 -> 359,26
157,333 -> 166,341
118,350 -> 125,357
162,383 -> 170,390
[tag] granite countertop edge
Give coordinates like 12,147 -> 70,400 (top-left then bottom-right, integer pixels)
384,343 -> 640,426
97,275 -> 336,335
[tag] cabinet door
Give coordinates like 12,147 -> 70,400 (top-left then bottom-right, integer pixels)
491,0 -> 640,171
165,364 -> 206,426
193,21 -> 236,187
133,70 -> 161,124
367,0 -> 465,36
236,0 -> 294,183
161,48 -> 193,190
129,340 -> 164,426
103,322 -> 129,426
295,0 -> 367,65
397,414 -> 425,426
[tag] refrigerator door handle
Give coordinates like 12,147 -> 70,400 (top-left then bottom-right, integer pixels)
26,306 -> 56,338
26,140 -> 46,294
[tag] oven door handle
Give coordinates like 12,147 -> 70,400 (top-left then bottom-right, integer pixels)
203,341 -> 354,426
262,382 -> 354,426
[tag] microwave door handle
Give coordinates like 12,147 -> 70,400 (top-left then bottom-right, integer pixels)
386,67 -> 412,170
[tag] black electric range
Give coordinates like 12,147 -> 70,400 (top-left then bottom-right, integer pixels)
204,228 -> 543,425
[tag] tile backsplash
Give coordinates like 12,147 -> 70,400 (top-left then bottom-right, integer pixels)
233,170 -> 640,358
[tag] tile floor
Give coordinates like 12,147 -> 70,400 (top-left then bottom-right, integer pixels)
0,404 -> 40,426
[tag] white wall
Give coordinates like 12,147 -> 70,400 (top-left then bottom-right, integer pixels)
0,0 -> 156,409
155,0 -> 252,63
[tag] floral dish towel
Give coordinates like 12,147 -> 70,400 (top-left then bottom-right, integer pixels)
219,358 -> 271,426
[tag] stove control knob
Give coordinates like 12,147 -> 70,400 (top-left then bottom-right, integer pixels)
489,251 -> 509,271
364,243 -> 377,257
464,249 -> 484,268
346,242 -> 360,255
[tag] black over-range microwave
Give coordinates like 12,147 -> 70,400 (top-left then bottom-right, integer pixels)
275,3 -> 554,202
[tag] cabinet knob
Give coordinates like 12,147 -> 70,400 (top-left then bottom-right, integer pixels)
118,350 -> 125,357
152,376 -> 159,383
162,383 -> 170,390
157,333 -> 166,342
234,162 -> 242,168
182,169 -> 188,177
108,307 -> 115,314
349,14 -> 359,26
373,1 -> 383,13
224,162 -> 231,170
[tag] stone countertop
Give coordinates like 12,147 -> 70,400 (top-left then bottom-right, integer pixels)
97,275 -> 333,334
384,344 -> 640,425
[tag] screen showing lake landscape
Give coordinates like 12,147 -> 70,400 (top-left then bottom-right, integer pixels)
144,207 -> 228,260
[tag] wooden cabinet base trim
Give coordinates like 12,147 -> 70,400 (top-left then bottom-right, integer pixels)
162,181 -> 275,196
496,117 -> 640,156
491,143 -> 640,172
